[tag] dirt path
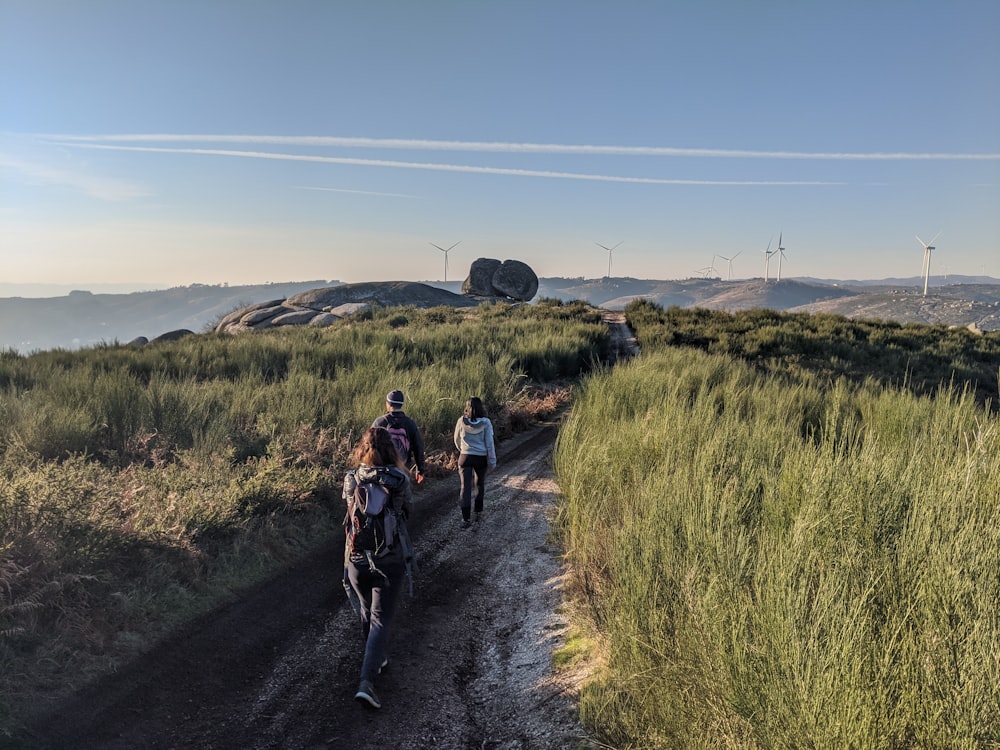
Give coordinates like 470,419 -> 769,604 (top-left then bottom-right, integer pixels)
21,424 -> 590,750
600,310 -> 639,364
21,312 -> 637,750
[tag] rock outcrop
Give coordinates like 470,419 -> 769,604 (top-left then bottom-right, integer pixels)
215,281 -> 479,335
150,329 -> 194,343
128,263 -> 541,341
462,258 -> 538,301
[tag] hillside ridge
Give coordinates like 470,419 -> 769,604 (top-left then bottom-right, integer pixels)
3,276 -> 999,353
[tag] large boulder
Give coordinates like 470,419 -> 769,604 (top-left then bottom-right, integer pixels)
241,304 -> 295,326
492,260 -> 538,301
308,312 -> 341,327
462,258 -> 502,297
215,299 -> 285,330
462,258 -> 538,301
272,309 -> 322,326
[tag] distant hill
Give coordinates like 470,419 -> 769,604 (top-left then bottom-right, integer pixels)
535,276 -> 1000,332
0,281 -> 337,353
2,276 -> 998,353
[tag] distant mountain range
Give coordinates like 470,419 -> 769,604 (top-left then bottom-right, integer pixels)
2,275 -> 998,354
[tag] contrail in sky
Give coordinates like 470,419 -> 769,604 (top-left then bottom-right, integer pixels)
42,133 -> 1000,160
45,142 -> 842,186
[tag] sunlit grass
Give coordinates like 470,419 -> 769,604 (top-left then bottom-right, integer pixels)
555,346 -> 1000,748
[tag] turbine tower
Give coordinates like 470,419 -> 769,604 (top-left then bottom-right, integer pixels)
775,233 -> 787,282
701,255 -> 720,279
429,241 -> 461,282
596,241 -> 623,278
916,233 -> 940,297
761,238 -> 774,282
717,251 -> 741,281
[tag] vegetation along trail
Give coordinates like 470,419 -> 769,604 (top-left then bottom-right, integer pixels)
20,312 -> 644,749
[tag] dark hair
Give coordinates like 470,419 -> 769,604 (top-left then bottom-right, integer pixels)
464,396 -> 487,420
352,427 -> 400,468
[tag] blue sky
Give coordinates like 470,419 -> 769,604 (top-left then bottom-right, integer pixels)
2,1 -> 998,294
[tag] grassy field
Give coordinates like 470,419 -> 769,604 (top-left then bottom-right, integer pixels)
4,296 -> 999,747
0,299 -> 606,737
554,304 -> 1000,748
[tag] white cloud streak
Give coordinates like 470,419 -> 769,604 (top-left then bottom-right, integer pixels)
43,133 -> 1000,160
45,142 -> 843,186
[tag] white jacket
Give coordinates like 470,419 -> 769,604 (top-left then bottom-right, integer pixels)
453,417 -> 496,466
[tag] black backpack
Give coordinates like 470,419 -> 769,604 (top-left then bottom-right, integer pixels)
346,468 -> 402,558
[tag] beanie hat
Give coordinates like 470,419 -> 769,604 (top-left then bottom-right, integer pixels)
386,389 -> 405,406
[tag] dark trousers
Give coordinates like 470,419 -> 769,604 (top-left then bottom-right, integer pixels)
458,453 -> 488,521
347,555 -> 405,683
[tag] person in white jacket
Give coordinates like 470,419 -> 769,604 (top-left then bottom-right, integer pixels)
453,396 -> 497,528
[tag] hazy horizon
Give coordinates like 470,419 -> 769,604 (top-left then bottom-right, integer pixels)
4,273 -> 1000,300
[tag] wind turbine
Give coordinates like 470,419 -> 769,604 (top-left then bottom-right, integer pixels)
761,238 -> 774,282
707,255 -> 721,279
717,251 -> 742,281
915,233 -> 940,297
775,233 -> 788,282
595,241 -> 623,278
429,241 -> 461,282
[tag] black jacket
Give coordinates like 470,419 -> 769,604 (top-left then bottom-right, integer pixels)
371,410 -> 426,473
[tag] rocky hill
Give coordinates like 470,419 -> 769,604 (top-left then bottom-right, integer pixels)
3,276 -> 998,354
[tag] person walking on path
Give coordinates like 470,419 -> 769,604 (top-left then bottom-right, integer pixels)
372,389 -> 426,484
453,396 -> 497,528
343,427 -> 414,709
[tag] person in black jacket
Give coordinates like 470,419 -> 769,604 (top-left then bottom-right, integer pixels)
372,389 -> 426,483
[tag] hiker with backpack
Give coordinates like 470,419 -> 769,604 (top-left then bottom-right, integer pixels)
453,396 -> 497,528
372,389 -> 426,484
343,426 -> 415,709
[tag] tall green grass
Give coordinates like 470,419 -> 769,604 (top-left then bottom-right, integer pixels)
0,302 -> 604,461
555,348 -> 1000,748
624,299 -> 1000,411
0,301 -> 605,736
